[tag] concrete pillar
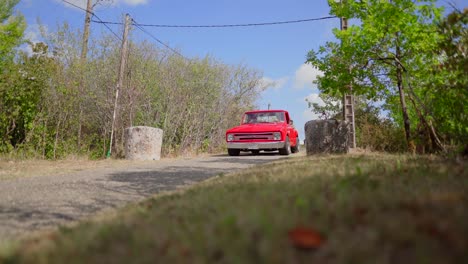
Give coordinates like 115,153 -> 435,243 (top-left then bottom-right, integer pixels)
304,120 -> 349,155
124,126 -> 163,160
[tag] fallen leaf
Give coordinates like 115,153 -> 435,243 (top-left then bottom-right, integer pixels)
288,226 -> 325,250
353,207 -> 369,217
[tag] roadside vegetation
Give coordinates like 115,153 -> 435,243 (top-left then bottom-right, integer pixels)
1,0 -> 467,161
307,0 -> 467,154
1,153 -> 466,263
1,1 -> 264,160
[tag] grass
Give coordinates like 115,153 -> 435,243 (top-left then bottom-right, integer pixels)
0,152 -> 216,181
0,157 -> 114,181
1,153 -> 467,264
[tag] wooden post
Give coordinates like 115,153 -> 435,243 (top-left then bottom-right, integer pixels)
107,14 -> 131,158
81,0 -> 93,60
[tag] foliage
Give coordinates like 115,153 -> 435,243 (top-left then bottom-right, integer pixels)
427,8 -> 468,145
354,99 -> 406,152
0,0 -> 25,69
0,0 -> 27,152
0,43 -> 56,155
0,20 -> 265,159
307,0 -> 446,152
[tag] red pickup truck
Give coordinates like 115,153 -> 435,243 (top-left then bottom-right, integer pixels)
225,110 -> 300,156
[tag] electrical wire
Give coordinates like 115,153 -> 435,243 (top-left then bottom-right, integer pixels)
132,18 -> 188,60
62,0 -> 336,59
61,0 -> 89,13
92,16 -> 337,28
61,0 -> 122,41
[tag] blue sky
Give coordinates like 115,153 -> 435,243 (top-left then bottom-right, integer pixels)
15,0 -> 468,141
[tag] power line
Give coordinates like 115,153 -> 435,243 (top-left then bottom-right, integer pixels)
61,0 -> 121,41
62,1 -> 335,59
61,0 -> 89,13
60,1 -> 184,59
94,15 -> 122,41
92,16 -> 337,28
132,18 -> 188,60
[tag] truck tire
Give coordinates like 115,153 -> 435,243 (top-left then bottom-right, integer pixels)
291,138 -> 300,153
279,136 -> 291,155
228,149 -> 240,156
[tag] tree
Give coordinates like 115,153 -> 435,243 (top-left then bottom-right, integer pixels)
0,0 -> 26,151
307,0 -> 444,152
428,8 -> 467,147
0,0 -> 25,69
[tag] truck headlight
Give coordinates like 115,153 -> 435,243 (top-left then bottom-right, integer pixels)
273,132 -> 281,140
227,134 -> 234,142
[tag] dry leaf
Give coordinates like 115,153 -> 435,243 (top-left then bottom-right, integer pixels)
288,226 -> 324,250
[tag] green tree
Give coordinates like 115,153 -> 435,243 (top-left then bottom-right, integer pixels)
0,0 -> 25,69
0,0 -> 26,151
428,8 -> 467,147
307,0 -> 443,152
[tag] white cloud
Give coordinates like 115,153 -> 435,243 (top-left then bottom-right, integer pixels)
58,0 -> 148,9
58,0 -> 87,9
302,93 -> 326,121
304,93 -> 325,107
123,0 -> 148,5
260,76 -> 289,90
303,109 -> 322,122
293,63 -> 323,89
24,24 -> 46,43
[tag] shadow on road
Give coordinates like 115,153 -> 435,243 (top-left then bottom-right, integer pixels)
210,151 -> 281,158
0,197 -> 118,239
205,153 -> 289,165
104,166 -> 232,197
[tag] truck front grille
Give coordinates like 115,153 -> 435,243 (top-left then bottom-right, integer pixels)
233,133 -> 275,141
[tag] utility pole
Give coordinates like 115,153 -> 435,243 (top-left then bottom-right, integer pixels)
77,0 -> 93,151
81,0 -> 93,60
107,13 -> 131,158
339,1 -> 356,149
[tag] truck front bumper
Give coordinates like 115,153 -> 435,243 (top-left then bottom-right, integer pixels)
227,141 -> 285,150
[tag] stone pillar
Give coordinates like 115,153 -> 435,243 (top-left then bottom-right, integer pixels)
124,126 -> 163,160
304,120 -> 349,155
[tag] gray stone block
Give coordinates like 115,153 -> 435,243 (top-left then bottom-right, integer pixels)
124,126 -> 163,160
304,120 -> 349,155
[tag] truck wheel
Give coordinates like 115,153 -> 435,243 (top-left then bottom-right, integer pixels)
228,149 -> 240,156
291,138 -> 300,153
279,136 -> 291,155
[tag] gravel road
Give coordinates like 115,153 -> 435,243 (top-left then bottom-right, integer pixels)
0,153 -> 287,242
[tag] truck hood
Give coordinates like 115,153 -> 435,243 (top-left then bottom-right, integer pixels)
226,123 -> 284,133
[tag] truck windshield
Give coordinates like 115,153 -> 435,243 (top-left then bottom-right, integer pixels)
242,112 -> 285,124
